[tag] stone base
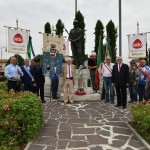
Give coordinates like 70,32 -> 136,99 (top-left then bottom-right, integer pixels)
60,87 -> 100,102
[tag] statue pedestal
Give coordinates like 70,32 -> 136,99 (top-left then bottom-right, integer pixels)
44,69 -> 101,101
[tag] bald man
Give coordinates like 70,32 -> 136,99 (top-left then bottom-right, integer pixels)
112,56 -> 129,109
5,56 -> 23,92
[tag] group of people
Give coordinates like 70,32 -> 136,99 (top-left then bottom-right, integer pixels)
4,54 -> 150,107
88,52 -> 150,109
4,56 -> 46,103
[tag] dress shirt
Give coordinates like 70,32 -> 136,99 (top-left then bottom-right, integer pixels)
66,65 -> 72,78
5,64 -> 23,81
118,63 -> 122,72
102,63 -> 114,77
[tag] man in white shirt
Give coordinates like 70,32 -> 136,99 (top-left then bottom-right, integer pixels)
101,56 -> 114,103
5,56 -> 23,92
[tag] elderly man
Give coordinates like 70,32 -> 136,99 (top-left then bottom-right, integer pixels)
101,56 -> 114,103
112,56 -> 129,109
88,52 -> 98,92
4,56 -> 23,92
21,59 -> 34,92
62,57 -> 76,103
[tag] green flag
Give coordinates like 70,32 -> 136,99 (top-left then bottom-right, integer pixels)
97,36 -> 102,67
27,36 -> 31,60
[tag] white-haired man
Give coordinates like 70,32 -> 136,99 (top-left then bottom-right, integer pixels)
62,57 -> 76,103
112,56 -> 129,109
21,59 -> 34,92
88,52 -> 98,92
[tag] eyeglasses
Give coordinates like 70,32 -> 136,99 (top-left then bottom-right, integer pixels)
106,59 -> 110,60
117,59 -> 122,60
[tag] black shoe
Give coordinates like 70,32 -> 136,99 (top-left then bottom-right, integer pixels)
122,106 -> 126,109
42,100 -> 46,103
115,105 -> 121,107
53,97 -> 58,99
110,101 -> 114,104
128,100 -> 133,103
104,100 -> 109,103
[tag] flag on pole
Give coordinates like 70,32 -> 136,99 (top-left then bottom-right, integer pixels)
95,35 -> 102,90
97,36 -> 102,67
27,35 -> 35,59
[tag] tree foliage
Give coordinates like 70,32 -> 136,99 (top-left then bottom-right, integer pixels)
6,54 -> 24,67
44,22 -> 51,34
106,20 -> 118,62
55,19 -> 64,36
94,20 -> 104,61
75,10 -> 86,59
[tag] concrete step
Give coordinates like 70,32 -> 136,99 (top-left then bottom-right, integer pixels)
60,88 -> 101,101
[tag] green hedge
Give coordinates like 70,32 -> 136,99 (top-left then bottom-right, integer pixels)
0,90 -> 43,149
0,81 -> 7,91
131,103 -> 150,144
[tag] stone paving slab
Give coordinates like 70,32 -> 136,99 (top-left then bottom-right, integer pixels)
28,101 -> 148,150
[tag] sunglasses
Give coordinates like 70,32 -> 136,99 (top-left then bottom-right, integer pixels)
117,59 -> 122,60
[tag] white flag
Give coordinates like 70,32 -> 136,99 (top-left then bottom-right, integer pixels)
7,28 -> 28,54
128,35 -> 147,58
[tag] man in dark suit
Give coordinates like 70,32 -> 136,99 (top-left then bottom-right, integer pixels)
21,59 -> 34,92
30,58 -> 46,103
112,56 -> 129,109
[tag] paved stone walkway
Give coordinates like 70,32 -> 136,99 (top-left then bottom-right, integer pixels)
29,100 -> 148,150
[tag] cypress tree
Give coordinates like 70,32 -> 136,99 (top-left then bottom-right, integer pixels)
55,19 -> 64,36
94,20 -> 104,61
44,22 -> 51,34
106,20 -> 118,62
75,10 -> 86,58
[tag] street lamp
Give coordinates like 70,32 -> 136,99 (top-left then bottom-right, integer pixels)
119,0 -> 122,56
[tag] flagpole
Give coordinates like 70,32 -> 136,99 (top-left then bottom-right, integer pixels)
119,0 -> 122,56
75,0 -> 77,15
16,19 -> 19,65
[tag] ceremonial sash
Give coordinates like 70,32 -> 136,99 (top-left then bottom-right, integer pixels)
104,64 -> 112,74
23,65 -> 34,80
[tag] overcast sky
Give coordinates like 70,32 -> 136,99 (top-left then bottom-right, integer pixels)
0,0 -> 150,63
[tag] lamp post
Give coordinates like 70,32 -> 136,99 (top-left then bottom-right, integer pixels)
119,0 -> 122,56
0,46 -> 5,68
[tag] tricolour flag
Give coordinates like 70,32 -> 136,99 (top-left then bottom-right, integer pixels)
27,35 -> 35,59
97,36 -> 102,67
95,35 -> 103,90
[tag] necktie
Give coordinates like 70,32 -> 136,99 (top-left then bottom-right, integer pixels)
69,65 -> 70,78
119,64 -> 121,72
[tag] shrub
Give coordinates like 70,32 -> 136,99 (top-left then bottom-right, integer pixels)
0,81 -> 7,91
131,103 -> 150,143
0,91 -> 43,149
0,76 -> 7,82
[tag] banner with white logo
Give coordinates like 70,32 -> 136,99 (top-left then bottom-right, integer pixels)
43,33 -> 64,52
7,28 -> 28,54
128,35 -> 147,58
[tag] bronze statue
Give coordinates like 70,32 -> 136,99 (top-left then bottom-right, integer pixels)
69,20 -> 83,67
